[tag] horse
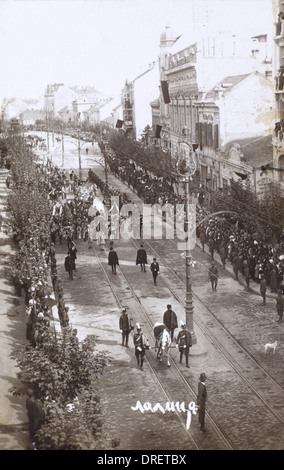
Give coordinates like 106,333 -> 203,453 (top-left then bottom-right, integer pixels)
154,322 -> 171,367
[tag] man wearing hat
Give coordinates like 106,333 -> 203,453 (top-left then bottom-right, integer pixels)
108,246 -> 119,274
208,261 -> 219,292
119,308 -> 133,347
133,323 -> 149,371
136,244 -> 147,272
176,321 -> 192,368
197,373 -> 207,432
150,257 -> 159,285
163,304 -> 178,341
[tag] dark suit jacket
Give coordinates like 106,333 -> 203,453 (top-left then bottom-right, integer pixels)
197,381 -> 207,412
136,248 -> 147,265
108,251 -> 119,266
151,262 -> 159,275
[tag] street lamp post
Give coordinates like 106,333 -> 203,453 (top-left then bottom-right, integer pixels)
176,139 -> 199,345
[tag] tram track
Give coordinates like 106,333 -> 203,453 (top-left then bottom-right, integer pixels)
137,237 -> 284,429
91,241 -> 234,450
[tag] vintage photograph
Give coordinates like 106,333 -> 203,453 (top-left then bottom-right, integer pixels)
0,0 -> 283,453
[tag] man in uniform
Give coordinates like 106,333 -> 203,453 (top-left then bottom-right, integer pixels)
119,308 -> 133,347
208,261 -> 219,292
133,323 -> 149,371
163,304 -> 178,341
176,321 -> 192,368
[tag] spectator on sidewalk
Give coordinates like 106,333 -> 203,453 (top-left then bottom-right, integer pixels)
25,389 -> 45,449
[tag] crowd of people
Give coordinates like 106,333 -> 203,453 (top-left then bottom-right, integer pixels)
100,141 -> 284,296
8,158 -> 81,346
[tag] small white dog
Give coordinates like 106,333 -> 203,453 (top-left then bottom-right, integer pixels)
264,341 -> 278,354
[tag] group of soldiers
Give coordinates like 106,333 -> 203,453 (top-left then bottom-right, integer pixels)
118,305 -> 207,431
119,304 -> 192,370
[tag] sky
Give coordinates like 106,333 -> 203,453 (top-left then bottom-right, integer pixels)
0,0 -> 274,102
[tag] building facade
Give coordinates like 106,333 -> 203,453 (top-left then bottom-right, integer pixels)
153,25 -> 275,193
272,0 -> 284,186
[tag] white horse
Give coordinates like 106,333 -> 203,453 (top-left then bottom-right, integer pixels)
154,323 -> 171,367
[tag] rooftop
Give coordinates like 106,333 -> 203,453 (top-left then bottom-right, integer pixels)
225,134 -> 273,168
206,74 -> 250,99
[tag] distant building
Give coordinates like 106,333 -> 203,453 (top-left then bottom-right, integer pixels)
82,95 -> 122,127
121,62 -> 160,140
43,83 -> 112,123
4,98 -> 32,119
22,109 -> 45,128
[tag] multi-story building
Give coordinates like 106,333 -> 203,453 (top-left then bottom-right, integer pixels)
272,0 -> 284,186
152,25 -> 275,193
195,72 -> 275,191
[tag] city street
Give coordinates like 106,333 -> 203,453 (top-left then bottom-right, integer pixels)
27,135 -> 284,450
1,0 -> 282,455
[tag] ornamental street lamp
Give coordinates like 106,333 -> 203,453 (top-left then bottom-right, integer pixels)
176,139 -> 199,345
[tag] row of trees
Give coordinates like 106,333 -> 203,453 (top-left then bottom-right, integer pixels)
35,118 -> 284,241
4,135 -> 112,450
208,178 -> 284,244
